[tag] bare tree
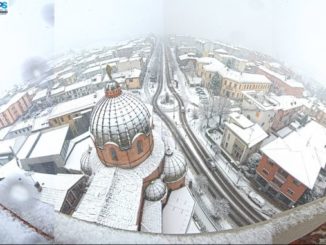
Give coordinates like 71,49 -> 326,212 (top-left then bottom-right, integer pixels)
213,96 -> 232,126
210,198 -> 231,220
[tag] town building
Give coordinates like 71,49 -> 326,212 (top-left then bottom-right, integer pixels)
220,112 -> 268,165
117,57 -> 143,72
72,79 -> 189,232
255,119 -> 326,207
18,125 -> 73,174
0,92 -> 32,129
196,57 -> 271,100
257,65 -> 305,97
241,91 -> 305,133
125,69 -> 142,89
48,89 -> 102,136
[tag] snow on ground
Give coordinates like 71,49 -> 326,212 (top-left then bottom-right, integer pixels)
0,207 -> 49,244
188,112 -> 282,216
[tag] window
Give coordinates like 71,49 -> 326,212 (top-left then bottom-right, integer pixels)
225,142 -> 228,148
262,169 -> 269,176
137,140 -> 143,154
293,179 -> 301,186
272,177 -> 283,188
287,189 -> 294,195
278,168 -> 289,178
268,160 -> 274,166
227,133 -> 230,140
111,148 -> 118,161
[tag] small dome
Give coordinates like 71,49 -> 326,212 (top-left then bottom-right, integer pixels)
80,147 -> 92,176
163,148 -> 187,183
90,86 -> 151,150
145,178 -> 167,201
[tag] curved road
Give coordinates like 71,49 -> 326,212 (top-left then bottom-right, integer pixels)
151,42 -> 266,227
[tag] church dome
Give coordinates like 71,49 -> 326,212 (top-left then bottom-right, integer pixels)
80,147 -> 92,176
90,80 -> 151,150
144,178 -> 167,201
163,148 -> 187,183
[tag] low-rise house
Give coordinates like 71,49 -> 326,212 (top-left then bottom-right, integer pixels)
220,112 -> 268,165
255,119 -> 326,207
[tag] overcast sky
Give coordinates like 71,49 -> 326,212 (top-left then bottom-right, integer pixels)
0,0 -> 325,93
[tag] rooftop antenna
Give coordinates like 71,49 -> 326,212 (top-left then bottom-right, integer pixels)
9,146 -> 20,168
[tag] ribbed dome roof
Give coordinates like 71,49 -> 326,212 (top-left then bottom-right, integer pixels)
80,147 -> 92,176
144,178 -> 167,201
163,148 -> 187,183
90,81 -> 151,150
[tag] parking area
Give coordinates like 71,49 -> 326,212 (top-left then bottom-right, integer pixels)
192,86 -> 209,104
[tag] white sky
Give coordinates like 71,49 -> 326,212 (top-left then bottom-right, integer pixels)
0,0 -> 325,93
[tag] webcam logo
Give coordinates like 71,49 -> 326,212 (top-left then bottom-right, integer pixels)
0,1 -> 8,14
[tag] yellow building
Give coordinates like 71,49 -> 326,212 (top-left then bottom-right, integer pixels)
196,57 -> 271,100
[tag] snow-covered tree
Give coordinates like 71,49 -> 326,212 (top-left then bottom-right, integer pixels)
210,198 -> 231,220
209,72 -> 222,96
195,175 -> 209,194
184,61 -> 196,78
246,152 -> 262,174
199,96 -> 232,127
212,96 -> 232,126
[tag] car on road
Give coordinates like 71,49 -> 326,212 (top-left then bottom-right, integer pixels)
206,158 -> 217,171
248,191 -> 265,208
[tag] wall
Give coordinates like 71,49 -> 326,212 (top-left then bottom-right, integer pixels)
96,133 -> 154,168
256,154 -> 307,203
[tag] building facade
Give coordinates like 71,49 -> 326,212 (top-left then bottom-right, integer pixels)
0,92 -> 32,129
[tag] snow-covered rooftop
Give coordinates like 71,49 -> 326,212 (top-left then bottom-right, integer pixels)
261,120 -> 326,189
0,125 -> 12,140
17,132 -> 41,159
32,89 -> 48,102
125,68 -> 141,79
141,201 -> 162,233
30,172 -> 84,211
0,92 -> 28,113
162,186 -> 195,234
83,65 -> 103,75
65,134 -> 92,172
48,89 -> 102,119
258,66 -> 304,88
73,130 -> 164,231
226,112 -> 268,147
29,125 -> 69,158
200,57 -> 270,84
65,80 -> 92,92
51,86 -> 65,96
59,72 -> 75,80
32,115 -> 50,132
10,118 -> 34,132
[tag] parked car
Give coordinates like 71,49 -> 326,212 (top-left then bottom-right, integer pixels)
248,191 -> 265,208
